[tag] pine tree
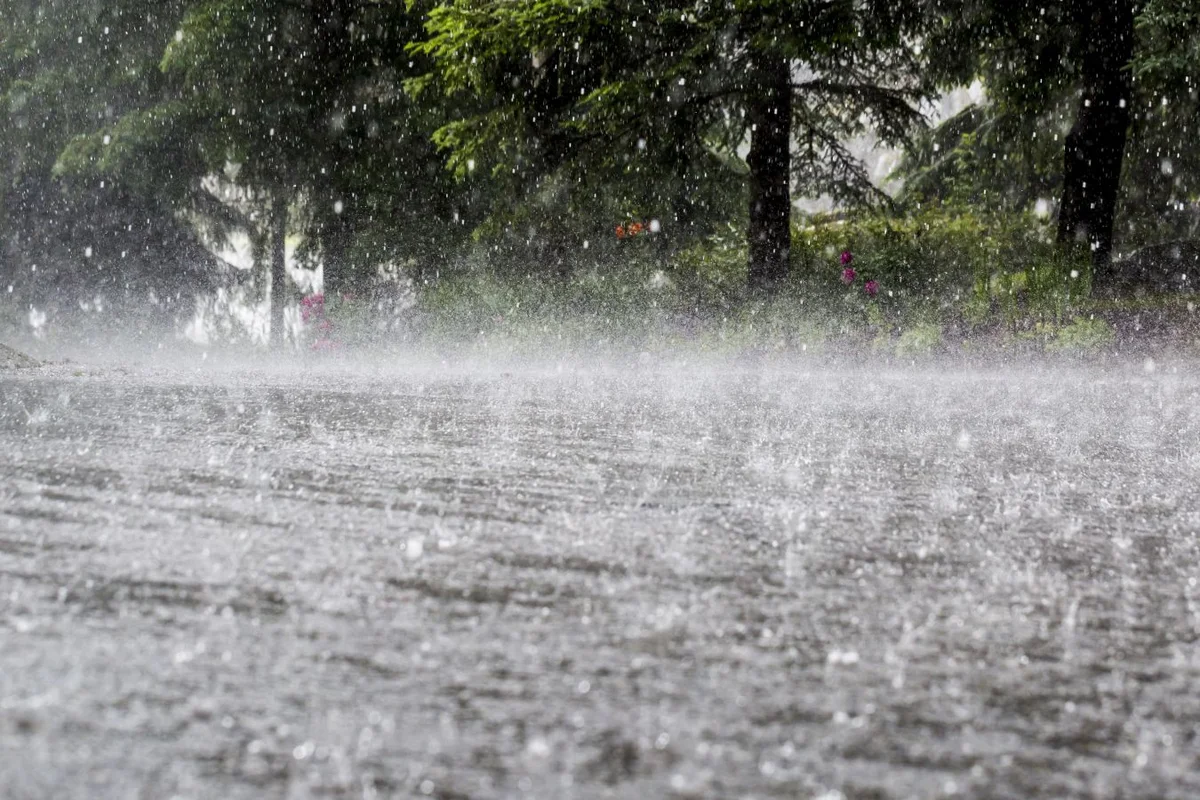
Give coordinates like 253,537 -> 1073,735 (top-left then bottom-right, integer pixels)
54,0 -> 473,344
0,0 -> 214,319
413,0 -> 928,292
903,0 -> 1199,272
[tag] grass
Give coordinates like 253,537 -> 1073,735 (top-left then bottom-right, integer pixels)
329,258 -> 1198,362
10,209 -> 1199,362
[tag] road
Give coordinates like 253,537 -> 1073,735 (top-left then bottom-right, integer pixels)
2,358 -> 1199,798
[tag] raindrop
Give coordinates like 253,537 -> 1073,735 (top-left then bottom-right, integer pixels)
406,537 -> 423,559
826,649 -> 859,666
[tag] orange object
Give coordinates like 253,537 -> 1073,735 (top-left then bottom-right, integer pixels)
615,225 -> 626,239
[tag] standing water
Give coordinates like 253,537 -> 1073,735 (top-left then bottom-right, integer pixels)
2,359 -> 1199,799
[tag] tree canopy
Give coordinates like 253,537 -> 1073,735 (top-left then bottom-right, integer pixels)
1,0 -> 1197,339
413,0 -> 929,288
0,0 -> 217,319
899,0 -> 1200,267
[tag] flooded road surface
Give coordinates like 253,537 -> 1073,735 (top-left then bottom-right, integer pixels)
3,360 -> 1200,799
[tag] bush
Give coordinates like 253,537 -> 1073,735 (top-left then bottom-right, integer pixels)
367,205 -> 1109,357
1044,317 -> 1116,353
791,204 -> 1090,331
894,321 -> 945,356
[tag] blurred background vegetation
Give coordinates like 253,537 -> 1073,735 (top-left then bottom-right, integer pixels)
1,0 -> 1197,353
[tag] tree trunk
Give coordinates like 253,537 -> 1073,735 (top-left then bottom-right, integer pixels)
669,108 -> 699,245
269,194 -> 288,347
1057,0 -> 1136,272
308,0 -> 356,299
319,208 -> 354,297
746,53 -> 792,293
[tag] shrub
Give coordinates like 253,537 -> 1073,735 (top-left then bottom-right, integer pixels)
894,321 -> 945,356
792,204 -> 1089,330
1045,317 -> 1116,353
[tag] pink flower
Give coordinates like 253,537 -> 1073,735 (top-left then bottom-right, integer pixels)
840,250 -> 853,266
864,280 -> 879,297
302,292 -> 331,323
300,293 -> 326,323
841,267 -> 857,284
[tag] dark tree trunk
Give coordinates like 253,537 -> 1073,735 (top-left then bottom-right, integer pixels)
269,194 -> 289,347
746,53 -> 792,293
320,208 -> 354,297
669,108 -> 699,245
1057,0 -> 1136,272
308,0 -> 356,297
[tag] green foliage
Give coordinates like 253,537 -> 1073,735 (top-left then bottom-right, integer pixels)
402,206 -> 1113,356
894,104 -> 1062,214
1,0 -> 1195,347
794,206 -> 1041,307
0,0 -> 218,309
49,0 -> 479,296
1123,0 -> 1200,244
412,0 -> 930,281
670,225 -> 749,309
894,321 -> 944,356
1043,316 -> 1116,353
902,0 -> 1200,250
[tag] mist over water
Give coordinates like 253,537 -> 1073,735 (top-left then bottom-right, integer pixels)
3,351 -> 1200,799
